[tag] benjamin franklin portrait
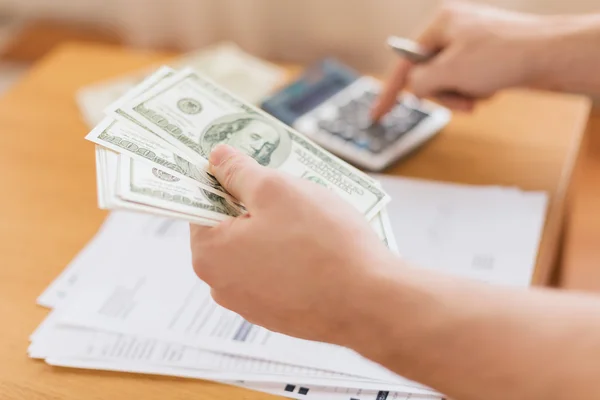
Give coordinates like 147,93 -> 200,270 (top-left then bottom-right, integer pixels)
199,113 -> 292,168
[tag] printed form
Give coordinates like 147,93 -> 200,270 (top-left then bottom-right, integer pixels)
32,175 -> 548,400
32,212 -> 438,398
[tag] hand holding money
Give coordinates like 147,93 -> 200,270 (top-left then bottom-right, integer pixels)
191,144 -> 399,345
86,61 -> 391,229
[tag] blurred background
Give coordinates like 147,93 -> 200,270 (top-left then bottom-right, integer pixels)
0,0 -> 598,289
1,0 -> 600,72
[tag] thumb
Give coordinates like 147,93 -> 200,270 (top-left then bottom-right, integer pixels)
209,144 -> 266,206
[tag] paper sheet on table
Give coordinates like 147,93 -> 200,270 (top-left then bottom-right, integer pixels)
30,313 -> 433,395
374,175 -> 548,287
32,212 -> 437,396
50,228 -> 425,386
34,175 -> 548,400
52,176 -> 548,382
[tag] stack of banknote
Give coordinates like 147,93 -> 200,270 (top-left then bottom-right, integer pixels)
84,49 -> 392,228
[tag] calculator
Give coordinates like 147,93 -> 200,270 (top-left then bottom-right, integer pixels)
261,58 -> 451,171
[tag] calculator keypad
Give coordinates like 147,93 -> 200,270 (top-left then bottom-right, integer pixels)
316,91 -> 429,154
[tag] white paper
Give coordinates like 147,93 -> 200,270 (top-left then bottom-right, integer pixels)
374,175 -> 548,287
30,316 -> 433,394
34,174 -> 548,399
40,357 -> 436,400
37,210 -> 191,309
52,233 -> 425,387
32,212 -> 436,395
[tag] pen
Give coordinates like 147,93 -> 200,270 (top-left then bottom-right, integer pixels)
386,36 -> 435,64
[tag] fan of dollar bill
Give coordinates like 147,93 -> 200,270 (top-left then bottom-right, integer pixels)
85,55 -> 392,232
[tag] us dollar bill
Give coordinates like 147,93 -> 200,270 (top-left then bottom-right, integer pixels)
87,66 -> 238,205
95,147 -> 224,226
116,155 -> 241,221
86,117 -> 240,207
114,68 -> 390,219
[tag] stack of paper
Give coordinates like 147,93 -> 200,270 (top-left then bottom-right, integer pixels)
28,176 -> 548,400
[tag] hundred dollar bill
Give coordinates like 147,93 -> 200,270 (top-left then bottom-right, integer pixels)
299,171 -> 398,251
114,68 -> 390,219
117,155 -> 240,222
87,117 -> 240,206
87,65 -> 238,204
96,145 -> 397,246
95,147 -> 232,226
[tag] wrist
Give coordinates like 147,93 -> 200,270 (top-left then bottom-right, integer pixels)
328,253 -> 403,351
334,256 -> 427,363
529,14 -> 600,93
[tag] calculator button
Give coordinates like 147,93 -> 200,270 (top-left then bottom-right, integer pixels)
317,105 -> 339,121
295,118 -> 319,134
383,129 -> 406,143
339,127 -> 359,141
365,123 -> 386,137
351,133 -> 371,151
338,103 -> 358,118
333,124 -> 358,141
356,93 -> 375,106
367,137 -> 385,154
362,90 -> 377,100
388,105 -> 414,119
401,93 -> 420,108
319,120 -> 351,140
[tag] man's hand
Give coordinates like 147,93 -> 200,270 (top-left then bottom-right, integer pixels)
190,144 -> 397,345
190,148 -> 600,400
371,1 -> 557,119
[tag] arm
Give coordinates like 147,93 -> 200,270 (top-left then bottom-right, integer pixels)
371,3 -> 600,119
191,145 -> 600,400
345,263 -> 600,400
537,14 -> 600,95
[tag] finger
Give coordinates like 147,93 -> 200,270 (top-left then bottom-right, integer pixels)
209,144 -> 267,207
370,59 -> 412,122
408,51 -> 459,99
408,63 -> 442,99
410,65 -> 476,111
371,6 -> 450,122
189,219 -> 233,244
210,289 -> 229,307
435,93 -> 476,112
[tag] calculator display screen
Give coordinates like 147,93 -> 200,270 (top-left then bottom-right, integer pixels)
288,75 -> 350,116
261,58 -> 359,125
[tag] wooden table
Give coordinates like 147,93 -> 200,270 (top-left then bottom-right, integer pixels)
0,42 -> 592,400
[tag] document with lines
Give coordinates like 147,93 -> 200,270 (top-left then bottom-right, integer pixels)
31,175 -> 548,400
48,220 -> 430,388
30,211 -> 439,399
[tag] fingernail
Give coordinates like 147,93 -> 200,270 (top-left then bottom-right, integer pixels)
209,144 -> 237,167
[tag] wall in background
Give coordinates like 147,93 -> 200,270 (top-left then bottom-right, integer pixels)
3,0 -> 600,71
